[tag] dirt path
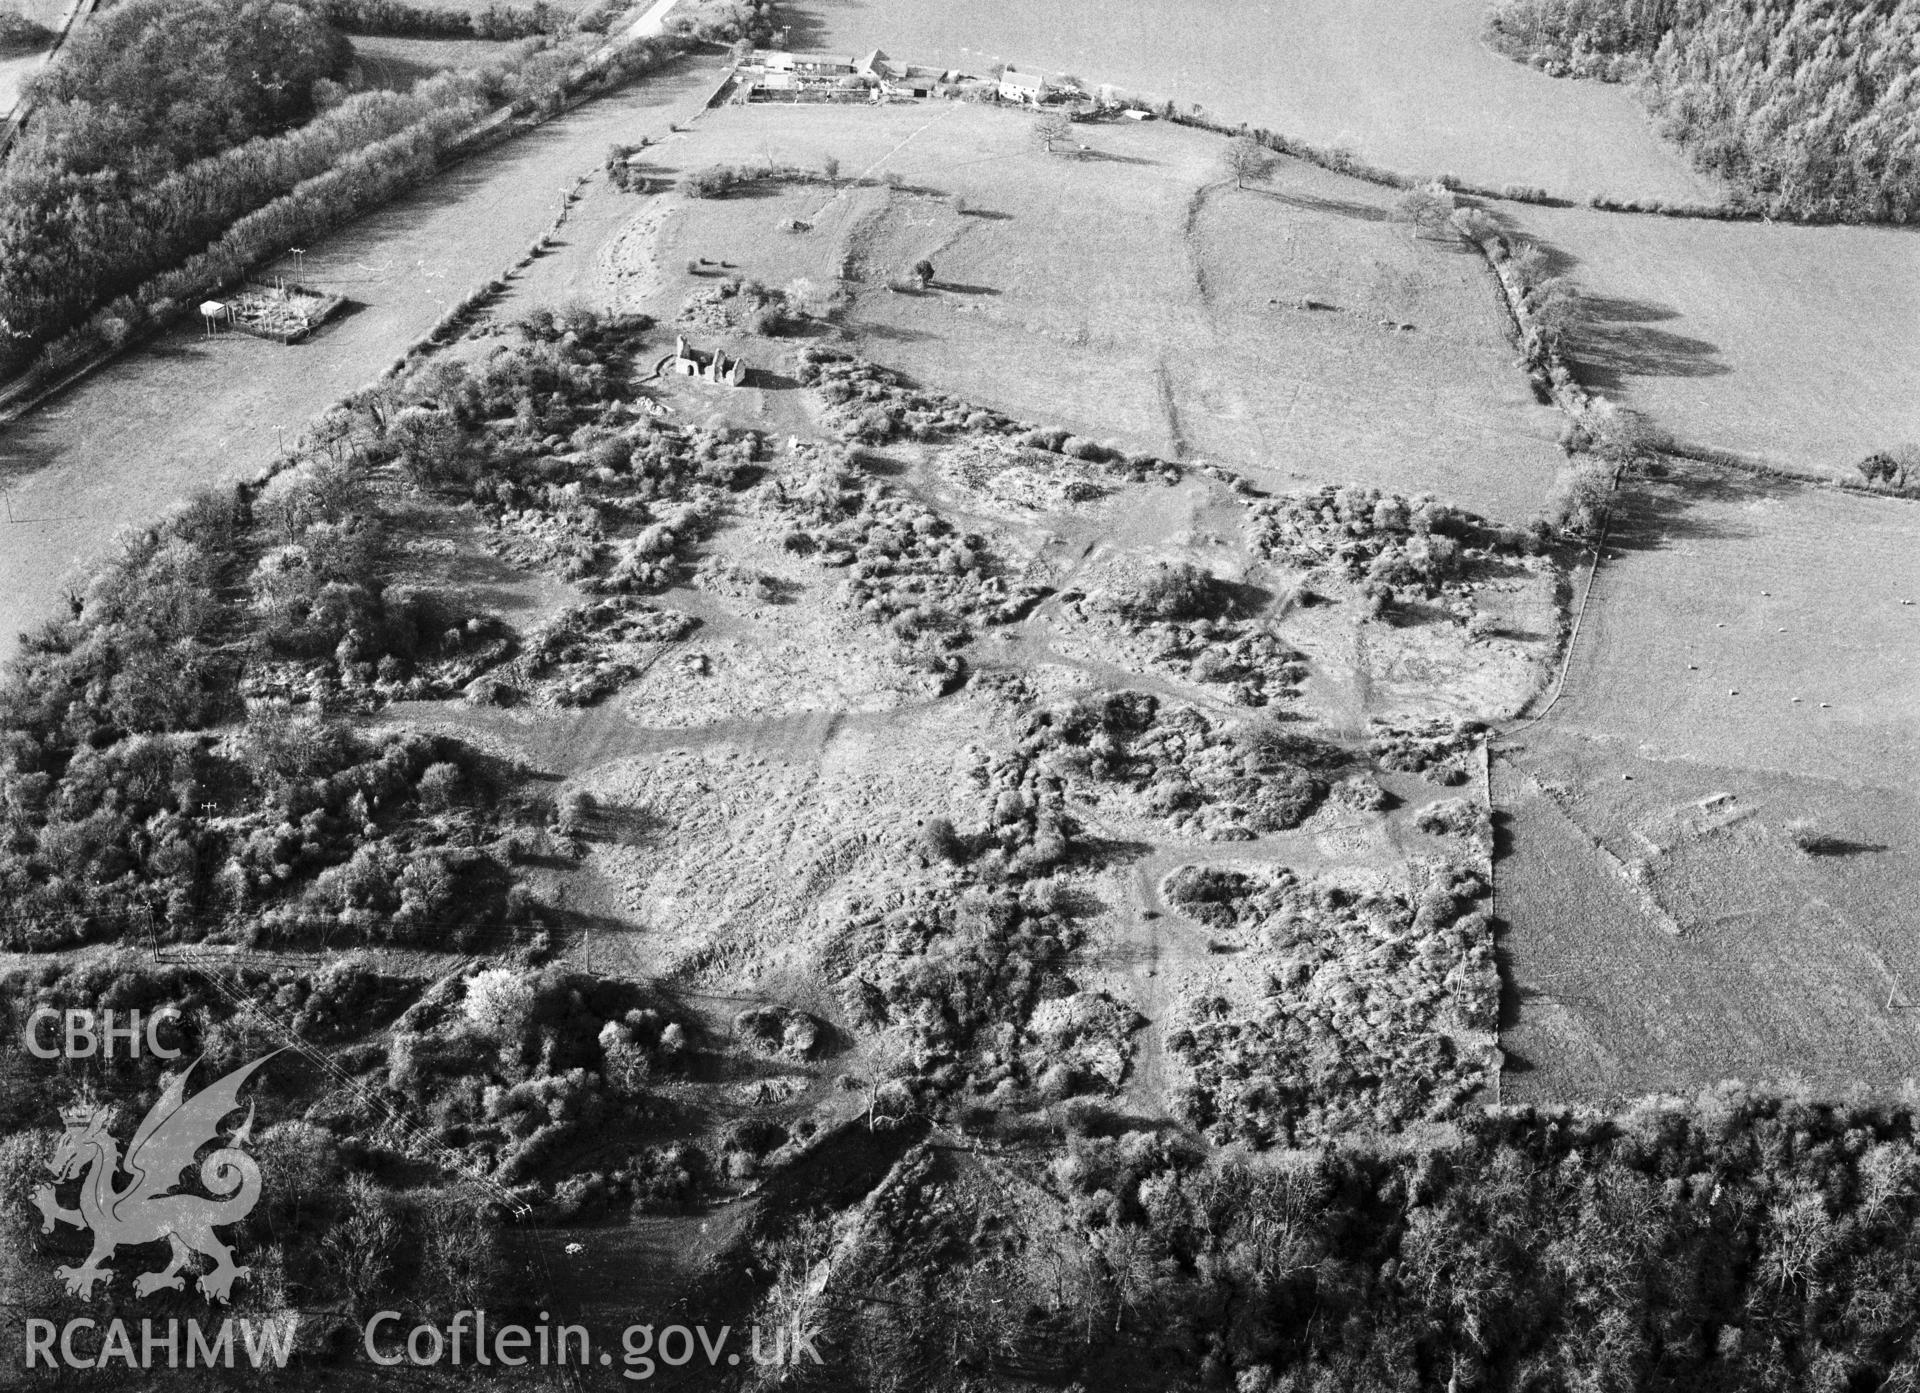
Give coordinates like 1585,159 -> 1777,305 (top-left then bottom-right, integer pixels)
0,58 -> 724,665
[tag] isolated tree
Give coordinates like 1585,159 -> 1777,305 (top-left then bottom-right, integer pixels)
1857,445 -> 1917,490
1033,112 -> 1071,154
1394,183 -> 1458,238
912,258 -> 935,289
821,154 -> 841,184
1221,134 -> 1276,188
1449,205 -> 1498,243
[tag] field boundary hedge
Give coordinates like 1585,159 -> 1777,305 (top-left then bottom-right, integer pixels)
1152,102 -> 1776,224
1661,439 -> 1920,505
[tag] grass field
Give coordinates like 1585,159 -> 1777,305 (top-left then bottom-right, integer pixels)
1511,205 -> 1920,478
1496,464 -> 1920,1101
1496,740 -> 1920,1103
786,0 -> 1716,203
1554,466 -> 1920,786
628,101 -> 1566,522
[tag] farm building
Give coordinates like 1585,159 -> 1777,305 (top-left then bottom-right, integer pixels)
753,50 -> 856,76
885,66 -> 945,98
669,335 -> 747,387
746,69 -> 798,95
852,50 -> 955,98
741,49 -> 883,100
998,68 -> 1047,104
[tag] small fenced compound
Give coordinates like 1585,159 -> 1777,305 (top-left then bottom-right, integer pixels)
222,280 -> 348,345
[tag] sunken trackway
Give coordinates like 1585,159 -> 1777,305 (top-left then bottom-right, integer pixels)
0,54 -> 724,667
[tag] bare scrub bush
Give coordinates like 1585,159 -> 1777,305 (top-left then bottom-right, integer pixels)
678,164 -> 740,198
1544,459 -> 1614,535
1116,562 -> 1229,622
919,816 -> 965,864
1415,797 -> 1493,855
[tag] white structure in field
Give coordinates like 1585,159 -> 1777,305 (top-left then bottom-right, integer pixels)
670,335 -> 746,387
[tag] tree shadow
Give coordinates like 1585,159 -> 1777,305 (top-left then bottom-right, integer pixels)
1070,147 -> 1159,167
855,177 -> 947,198
1604,468 -> 1765,554
1795,836 -> 1889,858
1220,577 -> 1275,616
932,281 -> 998,296
850,448 -> 907,477
1378,597 -> 1461,629
849,318 -> 940,345
1246,185 -> 1390,223
957,207 -> 1014,221
694,181 -> 793,202
1568,293 -> 1728,392
1073,833 -> 1158,869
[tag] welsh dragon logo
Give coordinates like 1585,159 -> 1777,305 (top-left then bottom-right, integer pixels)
32,1051 -> 281,1304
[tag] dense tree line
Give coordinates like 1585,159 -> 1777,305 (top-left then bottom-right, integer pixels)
26,0 -> 350,175
0,0 -> 353,376
0,77 -> 494,374
1484,0 -> 1920,220
319,0 -> 567,41
807,1088 -> 1920,1391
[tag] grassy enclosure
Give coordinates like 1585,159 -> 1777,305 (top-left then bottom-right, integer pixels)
1511,203 -> 1920,477
643,102 -> 1566,522
1496,741 -> 1920,1104
1498,465 -> 1920,1100
1551,466 -> 1920,787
